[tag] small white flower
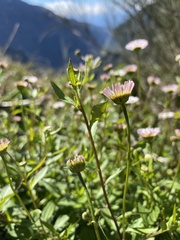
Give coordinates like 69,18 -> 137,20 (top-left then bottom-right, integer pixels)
52,101 -> 66,109
123,64 -> 137,74
175,54 -> 180,62
126,96 -> 139,105
158,111 -> 174,120
157,156 -> 169,163
175,129 -> 180,137
23,75 -> 38,83
147,76 -> 161,85
161,84 -> 178,93
137,128 -> 160,138
125,39 -> 148,51
103,80 -> 135,105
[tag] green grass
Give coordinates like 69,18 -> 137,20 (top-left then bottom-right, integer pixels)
0,51 -> 179,240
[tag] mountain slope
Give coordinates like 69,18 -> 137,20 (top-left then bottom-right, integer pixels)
0,0 -> 110,68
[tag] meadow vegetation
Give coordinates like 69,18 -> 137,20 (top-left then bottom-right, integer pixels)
0,42 -> 179,240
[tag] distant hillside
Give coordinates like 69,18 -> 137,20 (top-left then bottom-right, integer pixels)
0,0 -> 112,69
113,0 -> 180,75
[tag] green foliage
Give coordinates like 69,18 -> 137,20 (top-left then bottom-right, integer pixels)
0,51 -> 179,240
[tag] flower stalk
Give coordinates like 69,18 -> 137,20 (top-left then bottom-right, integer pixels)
77,172 -> 101,240
102,80 -> 135,239
1,153 -> 33,222
121,103 -> 131,240
76,93 -> 122,240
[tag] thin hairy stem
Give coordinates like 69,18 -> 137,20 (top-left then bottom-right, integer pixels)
121,103 -> 131,240
1,153 -> 33,222
78,172 -> 101,240
77,93 -> 122,240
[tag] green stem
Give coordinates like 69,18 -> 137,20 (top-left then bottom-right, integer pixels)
121,103 -> 131,240
136,51 -> 141,99
1,153 -> 33,222
78,172 -> 101,240
77,93 -> 122,240
2,153 -> 52,239
7,152 -> 39,209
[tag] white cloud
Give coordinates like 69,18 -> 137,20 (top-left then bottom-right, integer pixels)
44,1 -> 107,18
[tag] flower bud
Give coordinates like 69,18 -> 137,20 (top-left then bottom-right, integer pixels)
66,155 -> 85,173
82,211 -> 91,222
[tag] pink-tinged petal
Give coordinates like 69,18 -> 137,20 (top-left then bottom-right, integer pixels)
125,39 -> 148,51
103,87 -> 114,98
147,76 -> 161,85
175,129 -> 180,137
102,80 -> 135,104
161,84 -> 178,93
137,128 -> 160,138
124,80 -> 135,94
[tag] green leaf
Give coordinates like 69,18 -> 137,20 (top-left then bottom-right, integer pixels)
160,220 -> 167,231
27,156 -> 46,179
148,206 -> 160,224
90,102 -> 108,127
91,121 -> 98,139
173,204 -> 176,223
105,167 -> 126,185
127,227 -> 158,234
30,209 -> 41,222
0,185 -> 14,211
41,200 -> 56,221
54,215 -> 69,230
67,59 -> 77,87
51,81 -> 76,106
29,166 -> 48,190
41,220 -> 57,235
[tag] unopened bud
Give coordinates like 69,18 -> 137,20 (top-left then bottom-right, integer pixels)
82,211 -> 91,222
66,155 -> 85,173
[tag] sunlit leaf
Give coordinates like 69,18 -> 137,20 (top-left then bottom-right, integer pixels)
67,59 -> 77,87
0,185 -> 14,210
174,111 -> 180,119
105,167 -> 126,185
51,81 -> 76,106
91,121 -> 98,139
90,102 -> 108,127
148,206 -> 160,223
41,200 -> 56,221
27,156 -> 46,178
54,215 -> 69,230
41,220 -> 57,234
30,209 -> 41,222
173,204 -> 176,223
29,166 -> 48,190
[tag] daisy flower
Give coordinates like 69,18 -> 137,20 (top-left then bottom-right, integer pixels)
137,128 -> 160,138
125,39 -> 148,51
102,80 -> 135,105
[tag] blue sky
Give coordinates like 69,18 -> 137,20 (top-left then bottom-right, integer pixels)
21,0 -> 127,27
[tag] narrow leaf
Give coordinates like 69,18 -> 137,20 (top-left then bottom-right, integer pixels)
41,201 -> 56,221
67,59 -> 77,87
51,81 -> 76,106
91,121 -> 98,139
30,209 -> 41,222
90,102 -> 108,127
172,204 -> 176,223
29,166 -> 48,190
105,167 -> 126,185
54,215 -> 69,230
27,156 -> 46,179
